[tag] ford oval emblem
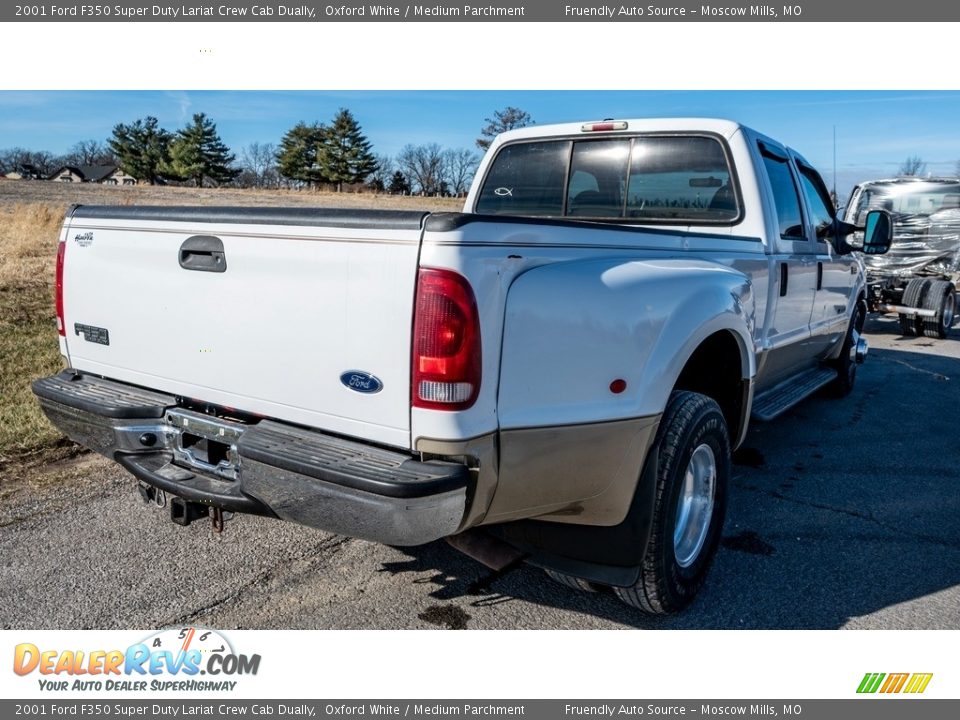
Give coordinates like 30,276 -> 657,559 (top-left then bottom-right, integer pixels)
340,370 -> 383,394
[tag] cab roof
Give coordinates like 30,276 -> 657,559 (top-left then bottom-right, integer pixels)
493,117 -> 747,144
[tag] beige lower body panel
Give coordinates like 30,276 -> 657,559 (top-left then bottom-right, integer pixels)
492,416 -> 659,527
415,433 -> 500,529
417,415 -> 660,530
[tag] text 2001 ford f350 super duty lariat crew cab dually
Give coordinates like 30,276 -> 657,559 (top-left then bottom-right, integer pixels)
33,118 -> 893,614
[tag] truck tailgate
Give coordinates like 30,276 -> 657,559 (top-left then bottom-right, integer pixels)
61,206 -> 427,449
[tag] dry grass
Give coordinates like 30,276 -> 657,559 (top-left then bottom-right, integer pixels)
0,180 -> 462,476
0,201 -> 66,471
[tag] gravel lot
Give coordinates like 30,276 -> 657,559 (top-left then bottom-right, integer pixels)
1,315 -> 958,630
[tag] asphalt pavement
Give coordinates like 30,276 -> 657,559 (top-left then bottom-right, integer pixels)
1,315 -> 958,630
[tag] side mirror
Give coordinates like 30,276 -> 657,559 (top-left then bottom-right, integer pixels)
832,209 -> 893,255
861,209 -> 893,255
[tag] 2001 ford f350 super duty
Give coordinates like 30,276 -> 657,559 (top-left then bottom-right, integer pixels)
33,118 -> 893,613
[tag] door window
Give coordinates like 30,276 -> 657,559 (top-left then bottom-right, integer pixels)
797,164 -> 837,245
760,147 -> 805,240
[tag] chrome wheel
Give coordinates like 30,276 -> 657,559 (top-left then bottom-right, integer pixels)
673,443 -> 717,568
943,292 -> 955,329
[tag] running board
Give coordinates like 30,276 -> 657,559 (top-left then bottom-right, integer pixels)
751,367 -> 838,421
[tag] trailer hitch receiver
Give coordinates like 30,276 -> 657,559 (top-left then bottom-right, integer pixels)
170,496 -> 210,526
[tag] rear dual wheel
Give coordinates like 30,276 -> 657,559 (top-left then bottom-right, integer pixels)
545,569 -> 599,593
543,391 -> 730,615
614,391 -> 730,614
899,278 -> 956,338
898,278 -> 927,335
921,280 -> 956,339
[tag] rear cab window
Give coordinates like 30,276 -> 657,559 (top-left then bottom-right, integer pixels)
475,134 -> 741,224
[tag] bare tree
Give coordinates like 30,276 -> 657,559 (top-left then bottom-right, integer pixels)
64,139 -> 115,166
397,143 -> 445,195
0,147 -> 29,173
898,155 -> 927,177
476,107 -> 533,150
443,148 -> 480,196
366,154 -> 394,192
239,142 -> 278,188
0,147 -> 58,176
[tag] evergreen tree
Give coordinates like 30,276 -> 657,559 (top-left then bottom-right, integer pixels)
317,109 -> 377,192
108,116 -> 172,184
276,121 -> 326,187
162,113 -> 239,187
388,171 -> 410,195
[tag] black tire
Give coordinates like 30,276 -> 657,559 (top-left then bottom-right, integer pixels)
921,280 -> 956,339
829,300 -> 865,398
544,569 -> 599,593
613,391 -> 730,615
897,313 -> 915,335
897,314 -> 912,335
899,278 -> 930,336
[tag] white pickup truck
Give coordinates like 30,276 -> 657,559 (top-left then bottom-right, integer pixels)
33,118 -> 892,614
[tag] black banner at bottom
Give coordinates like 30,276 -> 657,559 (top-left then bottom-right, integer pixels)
1,700 -> 956,719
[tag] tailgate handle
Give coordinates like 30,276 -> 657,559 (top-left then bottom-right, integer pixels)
179,235 -> 226,273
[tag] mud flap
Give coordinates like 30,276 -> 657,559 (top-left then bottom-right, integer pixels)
488,446 -> 659,588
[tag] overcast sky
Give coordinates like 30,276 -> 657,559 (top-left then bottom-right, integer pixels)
2,90 -> 958,201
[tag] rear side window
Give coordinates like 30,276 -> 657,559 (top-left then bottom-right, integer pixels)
567,140 -> 631,217
475,134 -> 740,224
626,137 -> 737,222
761,149 -> 804,239
475,141 -> 570,216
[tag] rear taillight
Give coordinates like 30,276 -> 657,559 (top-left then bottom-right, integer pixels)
412,268 -> 481,411
55,241 -> 66,336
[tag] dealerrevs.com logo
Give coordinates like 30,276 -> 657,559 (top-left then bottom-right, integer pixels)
13,627 -> 261,692
857,672 -> 933,694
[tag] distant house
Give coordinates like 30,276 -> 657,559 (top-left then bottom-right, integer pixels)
6,163 -> 43,180
48,165 -> 137,185
102,167 -> 138,185
22,164 -> 42,179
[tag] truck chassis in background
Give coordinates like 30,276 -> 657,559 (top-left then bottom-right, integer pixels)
866,271 -> 957,338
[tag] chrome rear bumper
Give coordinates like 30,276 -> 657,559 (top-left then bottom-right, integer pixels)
33,370 -> 470,546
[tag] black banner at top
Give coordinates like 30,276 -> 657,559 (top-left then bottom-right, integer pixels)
4,0 -> 957,22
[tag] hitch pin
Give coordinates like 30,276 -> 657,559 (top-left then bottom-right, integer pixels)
211,507 -> 225,534
136,482 -> 166,508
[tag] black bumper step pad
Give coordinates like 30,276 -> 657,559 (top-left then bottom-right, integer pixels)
238,420 -> 468,499
32,370 -> 176,419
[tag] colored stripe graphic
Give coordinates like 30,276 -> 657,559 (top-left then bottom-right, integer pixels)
880,673 -> 909,693
904,673 -> 934,694
857,672 -> 932,694
857,673 -> 885,693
